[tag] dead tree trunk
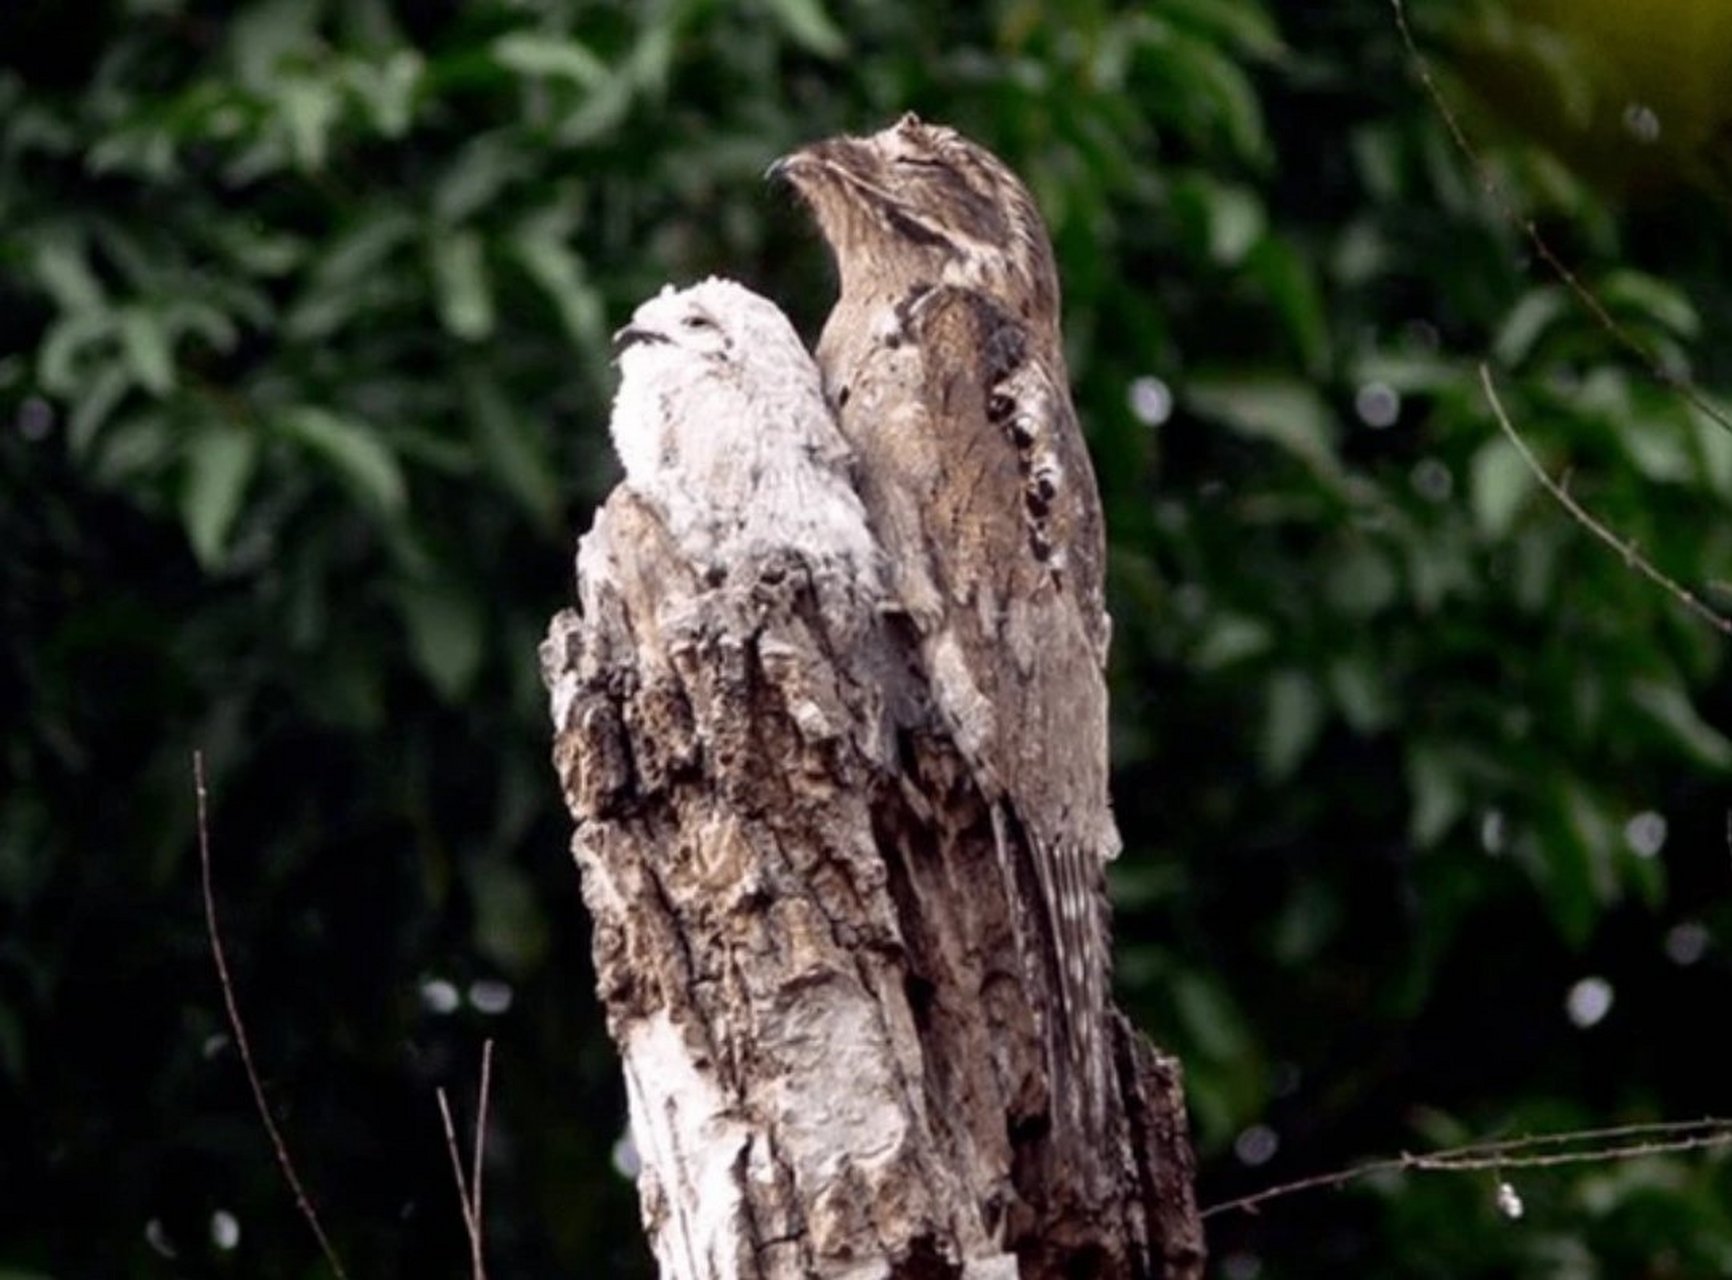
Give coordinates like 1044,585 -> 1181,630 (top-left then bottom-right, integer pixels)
541,491 -> 1202,1280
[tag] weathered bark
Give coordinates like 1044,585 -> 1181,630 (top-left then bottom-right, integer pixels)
541,492 -> 1202,1280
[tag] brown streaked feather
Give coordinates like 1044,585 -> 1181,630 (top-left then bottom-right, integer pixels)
778,116 -> 1121,1146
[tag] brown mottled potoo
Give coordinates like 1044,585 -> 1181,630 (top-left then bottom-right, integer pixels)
774,113 -> 1121,1155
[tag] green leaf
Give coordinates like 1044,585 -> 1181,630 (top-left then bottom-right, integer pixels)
1558,778 -> 1618,922
229,0 -> 319,89
397,580 -> 483,700
465,372 -> 560,528
1171,971 -> 1252,1066
37,311 -> 112,395
1690,398 -> 1732,495
278,406 -> 407,517
68,364 -> 130,458
1261,670 -> 1324,779
1468,435 -> 1535,538
1161,32 -> 1269,164
1191,613 -> 1273,669
1630,678 -> 1732,770
1602,269 -> 1699,339
1170,173 -> 1265,266
277,75 -> 342,171
469,858 -> 550,975
1246,235 -> 1330,374
763,0 -> 847,58
1328,654 -> 1390,733
429,229 -> 495,341
32,233 -> 105,312
511,217 -> 604,353
180,422 -> 260,568
1185,374 -> 1340,476
490,32 -> 608,85
347,48 -> 424,137
1160,0 -> 1284,58
1406,746 -> 1463,847
433,134 -> 526,223
1325,544 -> 1397,617
1494,287 -> 1569,366
118,307 -> 175,396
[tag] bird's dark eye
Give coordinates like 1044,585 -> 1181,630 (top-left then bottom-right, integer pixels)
682,313 -> 715,329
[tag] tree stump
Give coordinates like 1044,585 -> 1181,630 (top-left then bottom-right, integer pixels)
541,491 -> 1203,1280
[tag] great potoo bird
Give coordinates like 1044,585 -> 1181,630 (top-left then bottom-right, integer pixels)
774,115 -> 1120,1128
608,276 -> 879,592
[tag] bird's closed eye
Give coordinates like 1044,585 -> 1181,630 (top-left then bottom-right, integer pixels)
681,313 -> 716,329
894,155 -> 946,169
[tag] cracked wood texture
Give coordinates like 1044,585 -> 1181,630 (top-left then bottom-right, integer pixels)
541,492 -> 1203,1280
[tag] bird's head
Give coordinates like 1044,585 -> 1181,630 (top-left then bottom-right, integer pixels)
611,277 -> 816,395
771,113 -> 1060,326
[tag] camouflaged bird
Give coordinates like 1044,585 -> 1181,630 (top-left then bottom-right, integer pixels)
774,114 -> 1121,1133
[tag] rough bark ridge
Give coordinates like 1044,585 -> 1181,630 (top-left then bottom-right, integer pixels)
541,494 -> 1203,1280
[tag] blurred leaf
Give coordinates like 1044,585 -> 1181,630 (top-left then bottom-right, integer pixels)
1469,435 -> 1536,538
490,32 -> 608,86
1170,172 -> 1266,266
512,216 -> 605,354
1261,670 -> 1324,779
1140,27 -> 1269,164
429,229 -> 496,341
1172,970 -> 1252,1066
470,858 -> 550,975
1602,269 -> 1700,338
32,233 -> 105,312
1494,286 -> 1569,366
1191,613 -> 1274,669
1328,654 -> 1391,733
397,580 -> 483,700
37,312 -> 112,395
277,74 -> 341,171
1161,0 -> 1284,59
67,365 -> 130,458
347,49 -> 423,137
1407,744 -> 1463,847
1630,678 -> 1732,769
763,0 -> 848,58
179,422 -> 260,568
277,406 -> 407,517
1246,235 -> 1331,374
118,307 -> 174,396
1186,374 -> 1340,475
465,372 -> 560,528
433,134 -> 525,224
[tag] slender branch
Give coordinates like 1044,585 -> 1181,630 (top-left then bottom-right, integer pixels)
437,1044 -> 494,1280
1480,365 -> 1732,636
1389,0 -> 1732,441
194,750 -> 350,1280
471,1039 -> 493,1280
1204,1116 -> 1732,1219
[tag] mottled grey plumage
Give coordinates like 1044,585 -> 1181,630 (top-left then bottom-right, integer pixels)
776,115 -> 1119,1127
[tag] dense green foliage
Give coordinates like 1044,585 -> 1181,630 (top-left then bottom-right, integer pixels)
4,1 -> 1730,1276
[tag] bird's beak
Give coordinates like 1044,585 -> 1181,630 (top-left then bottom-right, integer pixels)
611,325 -> 666,358
765,150 -> 812,184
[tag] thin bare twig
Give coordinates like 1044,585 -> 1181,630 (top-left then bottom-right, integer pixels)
1204,1116 -> 1732,1218
437,1042 -> 494,1280
471,1039 -> 493,1280
437,1088 -> 480,1253
1389,0 -> 1732,441
1480,365 -> 1732,636
195,750 -> 350,1280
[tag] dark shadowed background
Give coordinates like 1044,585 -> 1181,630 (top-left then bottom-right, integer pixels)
3,1 -> 1731,1276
